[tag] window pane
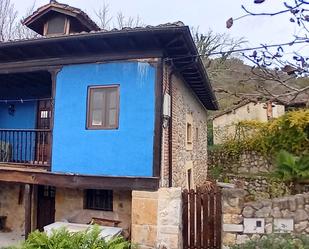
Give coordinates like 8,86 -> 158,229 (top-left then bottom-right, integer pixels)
108,89 -> 118,109
47,16 -> 65,35
92,110 -> 102,126
108,109 -> 117,127
92,90 -> 104,109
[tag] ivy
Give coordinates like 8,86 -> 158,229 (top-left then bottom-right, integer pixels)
211,109 -> 309,159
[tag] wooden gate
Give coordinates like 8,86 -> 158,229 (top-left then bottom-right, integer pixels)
182,184 -> 222,249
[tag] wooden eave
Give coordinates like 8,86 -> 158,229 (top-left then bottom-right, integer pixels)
0,166 -> 159,191
0,25 -> 218,110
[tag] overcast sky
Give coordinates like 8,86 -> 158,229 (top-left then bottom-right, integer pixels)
12,0 -> 302,53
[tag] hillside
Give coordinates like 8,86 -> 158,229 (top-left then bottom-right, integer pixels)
205,58 -> 309,115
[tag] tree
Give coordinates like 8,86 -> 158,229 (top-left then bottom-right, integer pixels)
223,0 -> 309,106
0,0 -> 18,41
94,2 -> 143,30
0,0 -> 37,42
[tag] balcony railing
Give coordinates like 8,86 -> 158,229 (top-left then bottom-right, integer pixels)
0,129 -> 51,167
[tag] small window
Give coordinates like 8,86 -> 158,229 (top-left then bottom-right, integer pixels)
45,16 -> 67,35
87,85 -> 119,129
195,127 -> 199,142
186,123 -> 192,144
187,169 -> 192,190
85,189 -> 113,211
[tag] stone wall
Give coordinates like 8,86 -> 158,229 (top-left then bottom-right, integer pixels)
131,188 -> 182,249
209,150 -> 272,175
0,183 -> 25,233
208,150 -> 289,201
161,65 -> 208,189
222,188 -> 309,247
55,188 -> 132,237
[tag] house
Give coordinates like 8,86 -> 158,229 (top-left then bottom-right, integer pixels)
212,101 -> 285,144
0,0 -> 217,242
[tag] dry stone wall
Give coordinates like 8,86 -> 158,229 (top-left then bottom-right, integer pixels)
208,150 -> 288,201
222,188 -> 309,248
0,183 -> 25,233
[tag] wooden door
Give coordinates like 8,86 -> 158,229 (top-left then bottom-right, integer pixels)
36,100 -> 51,164
37,185 -> 56,231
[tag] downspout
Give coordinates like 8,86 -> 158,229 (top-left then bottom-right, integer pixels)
168,69 -> 175,188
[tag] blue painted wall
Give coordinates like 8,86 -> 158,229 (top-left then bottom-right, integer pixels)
0,102 -> 37,161
52,61 -> 156,177
0,102 -> 37,129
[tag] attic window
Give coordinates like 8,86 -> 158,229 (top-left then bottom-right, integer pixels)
44,16 -> 68,36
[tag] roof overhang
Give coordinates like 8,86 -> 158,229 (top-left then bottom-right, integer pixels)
0,25 -> 218,110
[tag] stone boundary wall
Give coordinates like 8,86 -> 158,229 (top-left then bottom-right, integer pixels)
222,188 -> 309,248
208,150 -> 290,201
131,188 -> 182,249
208,150 -> 272,175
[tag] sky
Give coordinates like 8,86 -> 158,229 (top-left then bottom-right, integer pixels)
11,0 -> 305,55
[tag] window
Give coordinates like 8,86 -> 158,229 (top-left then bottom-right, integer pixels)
186,114 -> 193,150
85,189 -> 113,211
186,123 -> 192,144
45,16 -> 67,36
87,85 -> 119,129
187,169 -> 192,190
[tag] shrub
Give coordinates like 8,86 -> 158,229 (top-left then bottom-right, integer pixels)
3,226 -> 131,249
231,234 -> 309,249
212,109 -> 309,158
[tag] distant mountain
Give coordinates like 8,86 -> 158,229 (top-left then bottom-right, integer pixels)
205,58 -> 309,115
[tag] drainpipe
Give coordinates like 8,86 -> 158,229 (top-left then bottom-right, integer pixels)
168,69 -> 175,188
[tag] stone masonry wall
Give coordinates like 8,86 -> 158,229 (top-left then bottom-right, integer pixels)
222,188 -> 309,248
0,183 -> 25,233
170,72 -> 208,188
209,150 -> 272,175
208,150 -> 288,201
55,188 -> 132,237
131,188 -> 182,249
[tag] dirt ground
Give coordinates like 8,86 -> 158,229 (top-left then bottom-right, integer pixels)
0,232 -> 24,248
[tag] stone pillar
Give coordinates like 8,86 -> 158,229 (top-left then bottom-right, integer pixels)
131,188 -> 182,249
157,188 -> 182,249
131,191 -> 158,249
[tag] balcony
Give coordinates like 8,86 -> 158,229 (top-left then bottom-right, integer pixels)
0,129 -> 51,168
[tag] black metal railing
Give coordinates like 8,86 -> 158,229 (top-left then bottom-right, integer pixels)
0,129 -> 51,166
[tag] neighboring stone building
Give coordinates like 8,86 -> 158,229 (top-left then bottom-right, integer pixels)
212,101 -> 285,144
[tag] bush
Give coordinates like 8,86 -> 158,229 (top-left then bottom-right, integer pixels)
212,109 -> 309,159
2,226 -> 131,249
230,234 -> 309,249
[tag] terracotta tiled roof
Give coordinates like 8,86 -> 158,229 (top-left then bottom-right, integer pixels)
0,21 -> 186,44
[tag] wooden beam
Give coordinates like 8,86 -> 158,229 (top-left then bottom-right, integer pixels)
0,50 -> 163,74
24,184 -> 33,239
0,167 -> 159,191
153,58 -> 163,178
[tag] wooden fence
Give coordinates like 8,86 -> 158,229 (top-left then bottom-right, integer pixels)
182,185 -> 222,249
